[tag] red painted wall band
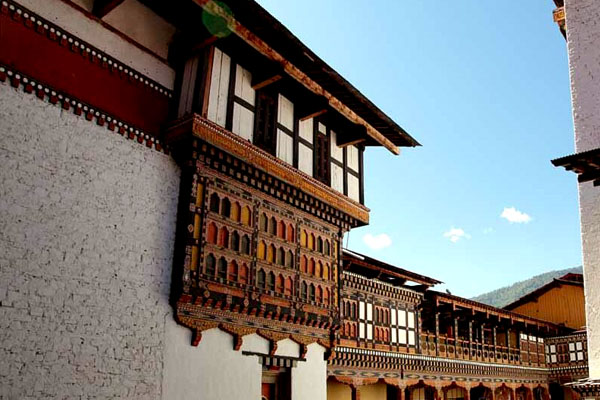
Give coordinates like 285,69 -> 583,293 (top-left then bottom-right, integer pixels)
0,3 -> 172,136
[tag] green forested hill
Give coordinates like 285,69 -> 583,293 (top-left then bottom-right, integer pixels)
471,266 -> 583,308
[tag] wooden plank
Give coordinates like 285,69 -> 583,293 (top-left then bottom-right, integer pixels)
194,0 -> 400,154
93,0 -> 125,18
300,109 -> 327,121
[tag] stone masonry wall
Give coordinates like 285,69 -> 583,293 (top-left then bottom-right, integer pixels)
0,81 -> 181,398
565,0 -> 600,379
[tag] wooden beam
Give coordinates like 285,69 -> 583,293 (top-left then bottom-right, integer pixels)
93,0 -> 125,18
252,74 -> 282,90
193,0 -> 401,155
300,109 -> 327,121
337,124 -> 367,147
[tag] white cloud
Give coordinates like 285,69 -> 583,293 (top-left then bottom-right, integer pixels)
501,207 -> 532,223
443,227 -> 471,243
363,233 -> 392,250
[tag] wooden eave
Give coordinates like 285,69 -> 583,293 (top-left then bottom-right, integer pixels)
503,276 -> 583,311
342,249 -> 441,287
552,147 -> 600,186
138,0 -> 420,154
427,290 -> 564,332
166,115 -> 371,226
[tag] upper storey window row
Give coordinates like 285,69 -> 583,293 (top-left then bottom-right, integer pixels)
177,47 -> 363,203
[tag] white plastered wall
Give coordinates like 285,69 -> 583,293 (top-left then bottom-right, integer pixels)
565,0 -> 600,379
292,342 -> 328,400
0,82 -> 180,398
162,325 -> 263,400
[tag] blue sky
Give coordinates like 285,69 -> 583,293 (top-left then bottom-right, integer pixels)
255,0 -> 580,298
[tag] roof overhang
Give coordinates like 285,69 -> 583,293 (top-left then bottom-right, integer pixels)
552,147 -> 600,186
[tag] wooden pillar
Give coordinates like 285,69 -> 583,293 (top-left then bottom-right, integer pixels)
435,312 -> 440,356
493,326 -> 497,357
351,385 -> 360,400
469,320 -> 474,359
454,318 -> 459,341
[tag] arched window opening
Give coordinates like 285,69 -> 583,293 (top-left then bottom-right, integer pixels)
241,206 -> 252,226
315,261 -> 322,278
209,193 -> 220,213
446,387 -> 466,400
317,237 -> 323,253
267,244 -> 276,263
300,255 -> 308,273
301,281 -> 308,300
239,263 -> 249,284
217,257 -> 227,280
284,277 -> 293,296
322,263 -> 329,280
316,286 -> 323,303
267,272 -> 275,291
278,220 -> 286,239
309,284 -> 316,302
205,254 -> 216,277
259,213 -> 268,232
207,222 -> 218,244
300,230 -> 307,247
269,216 -> 277,235
324,288 -> 330,305
287,224 -> 294,242
228,261 -> 238,282
345,302 -> 350,317
230,201 -> 241,222
285,250 -> 294,268
276,274 -> 284,293
324,240 -> 330,256
218,226 -> 229,248
231,231 -> 240,252
220,197 -> 231,217
352,303 -> 357,318
276,247 -> 285,266
241,235 -> 251,255
257,269 -> 266,289
257,241 -> 266,260
308,258 -> 315,275
308,233 -> 315,250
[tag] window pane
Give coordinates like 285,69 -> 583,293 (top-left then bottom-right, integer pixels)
277,94 -> 294,130
299,118 -> 313,143
276,129 -> 293,164
347,173 -> 360,201
367,324 -> 373,340
299,143 -> 313,176
234,64 -> 255,105
391,328 -> 397,343
399,329 -> 407,344
330,130 -> 343,162
359,322 -> 365,339
367,303 -> 373,321
359,301 -> 365,319
347,145 -> 359,171
331,163 -> 343,193
398,310 -> 406,327
408,311 -> 415,328
207,48 -> 230,127
391,308 -> 397,326
408,331 -> 416,346
232,103 -> 254,141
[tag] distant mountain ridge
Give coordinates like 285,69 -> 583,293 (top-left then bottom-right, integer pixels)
471,266 -> 583,308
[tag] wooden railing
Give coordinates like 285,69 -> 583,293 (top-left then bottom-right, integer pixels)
420,333 -> 543,367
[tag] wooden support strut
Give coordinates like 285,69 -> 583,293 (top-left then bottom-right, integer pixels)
194,0 -> 401,155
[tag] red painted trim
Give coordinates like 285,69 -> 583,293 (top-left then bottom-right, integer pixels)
0,1 -> 171,136
1,65 -> 167,154
58,0 -> 169,65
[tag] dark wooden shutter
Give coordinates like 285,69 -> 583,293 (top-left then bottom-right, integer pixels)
254,90 -> 277,154
315,132 -> 330,184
